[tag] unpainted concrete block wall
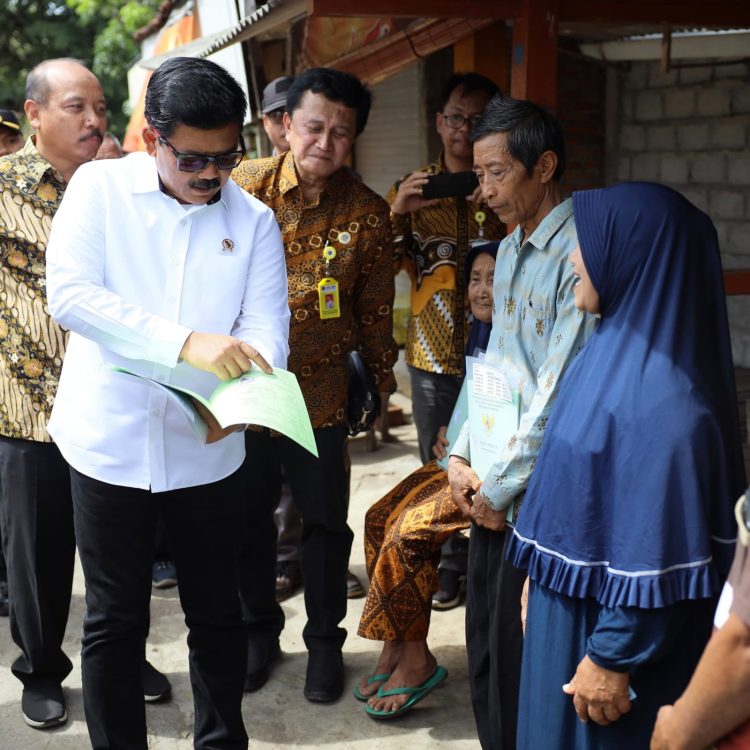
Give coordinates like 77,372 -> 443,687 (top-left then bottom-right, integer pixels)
612,60 -> 750,364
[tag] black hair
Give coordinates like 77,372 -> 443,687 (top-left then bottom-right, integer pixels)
145,57 -> 247,137
26,58 -> 88,105
438,72 -> 500,112
286,68 -> 372,136
471,94 -> 566,181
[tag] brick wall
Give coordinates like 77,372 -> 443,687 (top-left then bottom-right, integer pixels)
557,52 -> 607,193
611,59 -> 750,365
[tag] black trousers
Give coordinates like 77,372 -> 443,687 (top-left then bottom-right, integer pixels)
466,525 -> 526,750
0,436 -> 75,689
71,467 -> 248,750
238,426 -> 351,653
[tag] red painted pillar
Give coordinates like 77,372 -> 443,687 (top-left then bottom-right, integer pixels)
510,0 -> 560,111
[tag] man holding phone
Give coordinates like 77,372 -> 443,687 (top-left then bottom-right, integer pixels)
388,72 -> 503,609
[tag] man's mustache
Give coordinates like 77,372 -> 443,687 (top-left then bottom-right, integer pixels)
80,130 -> 103,143
189,178 -> 221,191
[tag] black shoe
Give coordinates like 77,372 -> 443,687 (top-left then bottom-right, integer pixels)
304,650 -> 344,703
0,579 -> 8,617
275,560 -> 302,602
244,639 -> 281,693
142,660 -> 171,703
346,570 -> 365,599
431,569 -> 466,611
21,681 -> 66,729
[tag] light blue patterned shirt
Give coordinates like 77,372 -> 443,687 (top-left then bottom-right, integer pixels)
451,198 -> 597,512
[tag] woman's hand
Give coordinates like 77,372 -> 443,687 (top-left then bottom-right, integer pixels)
563,655 -> 633,726
521,576 -> 529,635
432,425 -> 449,460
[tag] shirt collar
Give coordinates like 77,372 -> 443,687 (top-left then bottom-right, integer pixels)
279,150 -> 299,196
511,197 -> 574,252
19,137 -> 65,188
278,150 -> 350,199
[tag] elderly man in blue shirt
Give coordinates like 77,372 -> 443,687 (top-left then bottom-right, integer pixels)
448,95 -> 597,750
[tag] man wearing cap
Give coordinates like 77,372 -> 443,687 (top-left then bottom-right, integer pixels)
0,109 -> 24,156
261,76 -> 294,156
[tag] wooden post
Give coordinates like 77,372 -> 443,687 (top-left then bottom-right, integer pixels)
453,21 -> 511,94
510,0 -> 560,111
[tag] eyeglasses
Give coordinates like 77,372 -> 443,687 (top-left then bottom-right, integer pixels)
155,131 -> 246,172
442,114 -> 483,130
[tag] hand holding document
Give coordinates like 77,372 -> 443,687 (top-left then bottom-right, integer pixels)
466,356 -> 520,521
112,366 -> 318,457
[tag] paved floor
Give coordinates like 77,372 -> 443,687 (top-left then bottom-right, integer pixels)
0,392 -> 480,749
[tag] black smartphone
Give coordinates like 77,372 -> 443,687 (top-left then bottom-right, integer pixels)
422,171 -> 479,199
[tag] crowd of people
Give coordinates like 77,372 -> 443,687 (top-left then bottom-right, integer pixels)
0,51 -> 749,750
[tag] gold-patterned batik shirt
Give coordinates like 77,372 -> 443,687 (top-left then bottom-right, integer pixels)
233,152 -> 397,428
0,138 -> 67,442
388,157 -> 504,377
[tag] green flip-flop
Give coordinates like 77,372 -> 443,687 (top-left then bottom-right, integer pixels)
364,665 -> 448,719
353,673 -> 391,702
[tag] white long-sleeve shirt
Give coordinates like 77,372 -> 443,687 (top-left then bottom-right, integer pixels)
46,152 -> 290,492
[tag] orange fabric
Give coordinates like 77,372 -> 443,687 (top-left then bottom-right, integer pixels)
358,461 -> 467,642
123,13 -> 200,153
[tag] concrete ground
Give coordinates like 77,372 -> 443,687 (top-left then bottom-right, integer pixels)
0,391 -> 480,749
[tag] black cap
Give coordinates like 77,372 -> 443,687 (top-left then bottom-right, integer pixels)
0,109 -> 21,132
261,76 -> 294,114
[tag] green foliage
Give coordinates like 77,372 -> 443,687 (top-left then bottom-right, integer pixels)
0,0 -> 159,136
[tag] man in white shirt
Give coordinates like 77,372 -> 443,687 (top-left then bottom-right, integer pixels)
46,57 -> 289,749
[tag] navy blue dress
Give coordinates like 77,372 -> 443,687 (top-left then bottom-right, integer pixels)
508,184 -> 745,749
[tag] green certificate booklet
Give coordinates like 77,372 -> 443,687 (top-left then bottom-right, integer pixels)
113,366 -> 318,457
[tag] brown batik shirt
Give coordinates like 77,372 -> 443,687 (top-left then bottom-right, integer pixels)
233,152 -> 397,428
0,138 -> 68,442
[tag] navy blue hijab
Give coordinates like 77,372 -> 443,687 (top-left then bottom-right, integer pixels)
508,183 -> 745,609
465,242 -> 499,357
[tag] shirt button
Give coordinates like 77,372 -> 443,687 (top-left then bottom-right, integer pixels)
151,408 -> 163,417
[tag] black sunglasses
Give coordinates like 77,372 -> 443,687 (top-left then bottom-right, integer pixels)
155,131 -> 246,172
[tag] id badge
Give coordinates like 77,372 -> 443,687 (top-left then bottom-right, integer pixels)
318,277 -> 340,319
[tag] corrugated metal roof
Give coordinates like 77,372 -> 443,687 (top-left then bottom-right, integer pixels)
140,0 -> 307,70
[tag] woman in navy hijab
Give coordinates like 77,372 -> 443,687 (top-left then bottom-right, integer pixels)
508,182 -> 745,749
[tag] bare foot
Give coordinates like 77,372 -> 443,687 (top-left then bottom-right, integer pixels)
357,641 -> 403,699
367,641 -> 437,713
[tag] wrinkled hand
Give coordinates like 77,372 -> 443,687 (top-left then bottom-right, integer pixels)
180,332 -> 272,380
521,576 -> 529,635
563,655 -> 632,726
432,425 -> 449,460
191,399 -> 246,444
469,492 -> 507,531
447,456 -> 481,518
390,171 -> 439,215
